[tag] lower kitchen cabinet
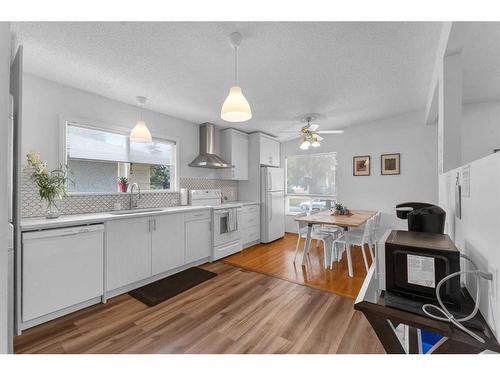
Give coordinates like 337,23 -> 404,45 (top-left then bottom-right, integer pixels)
238,204 -> 261,248
106,216 -> 152,291
185,215 -> 211,264
151,212 -> 185,275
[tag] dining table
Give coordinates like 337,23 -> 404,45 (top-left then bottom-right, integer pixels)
295,209 -> 378,275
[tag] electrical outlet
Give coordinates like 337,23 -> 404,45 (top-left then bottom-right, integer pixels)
488,264 -> 498,301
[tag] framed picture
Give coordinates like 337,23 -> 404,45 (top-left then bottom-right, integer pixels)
353,155 -> 370,176
381,153 -> 400,175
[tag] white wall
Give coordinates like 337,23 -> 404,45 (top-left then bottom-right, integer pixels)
22,73 -> 221,180
0,22 -> 11,354
282,110 -> 439,233
438,152 -> 500,338
462,102 -> 500,164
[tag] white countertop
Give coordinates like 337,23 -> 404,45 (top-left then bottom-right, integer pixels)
20,201 -> 261,231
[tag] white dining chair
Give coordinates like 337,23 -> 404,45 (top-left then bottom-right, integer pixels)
293,212 -> 336,268
368,211 -> 381,260
332,218 -> 373,276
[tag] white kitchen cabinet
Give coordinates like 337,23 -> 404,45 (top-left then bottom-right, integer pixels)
220,129 -> 249,180
22,225 -> 104,322
185,213 -> 211,264
259,134 -> 280,167
151,212 -> 185,275
238,204 -> 261,248
106,217 -> 152,291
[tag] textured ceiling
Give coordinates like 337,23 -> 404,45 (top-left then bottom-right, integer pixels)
12,22 -> 442,138
462,22 -> 500,104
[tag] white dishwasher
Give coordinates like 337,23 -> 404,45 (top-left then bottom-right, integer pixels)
22,224 -> 104,323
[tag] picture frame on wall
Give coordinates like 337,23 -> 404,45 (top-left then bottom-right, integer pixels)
353,155 -> 370,176
381,153 -> 400,175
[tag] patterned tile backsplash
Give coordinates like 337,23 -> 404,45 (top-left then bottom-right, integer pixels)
21,171 -> 238,218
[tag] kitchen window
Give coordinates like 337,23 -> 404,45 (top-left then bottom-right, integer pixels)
62,120 -> 177,193
285,152 -> 337,214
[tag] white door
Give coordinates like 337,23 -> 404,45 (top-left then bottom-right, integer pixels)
232,132 -> 249,180
106,217 -> 151,291
263,191 -> 285,242
151,213 -> 185,275
185,219 -> 211,264
260,136 -> 280,167
266,167 -> 284,192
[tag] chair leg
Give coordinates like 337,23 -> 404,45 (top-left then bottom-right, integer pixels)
293,234 -> 301,263
360,244 -> 369,273
368,239 -> 374,261
323,238 -> 333,269
346,244 -> 353,277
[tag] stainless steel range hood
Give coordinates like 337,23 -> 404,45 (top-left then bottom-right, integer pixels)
189,123 -> 233,169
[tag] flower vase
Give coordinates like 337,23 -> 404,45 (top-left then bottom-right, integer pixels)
45,196 -> 61,219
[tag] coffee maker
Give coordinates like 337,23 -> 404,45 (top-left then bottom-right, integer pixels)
396,202 -> 446,234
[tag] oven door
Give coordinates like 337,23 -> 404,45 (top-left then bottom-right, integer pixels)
213,209 -> 240,246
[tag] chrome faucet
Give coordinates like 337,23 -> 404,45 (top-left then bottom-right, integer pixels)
129,183 -> 141,209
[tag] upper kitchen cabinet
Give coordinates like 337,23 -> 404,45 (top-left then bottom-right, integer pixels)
256,133 -> 281,167
220,128 -> 249,180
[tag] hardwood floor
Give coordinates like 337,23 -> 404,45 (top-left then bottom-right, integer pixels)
224,233 -> 373,299
14,262 -> 384,354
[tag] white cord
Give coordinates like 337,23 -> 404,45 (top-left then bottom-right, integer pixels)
422,254 -> 493,344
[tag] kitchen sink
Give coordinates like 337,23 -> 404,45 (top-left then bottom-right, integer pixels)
109,208 -> 164,215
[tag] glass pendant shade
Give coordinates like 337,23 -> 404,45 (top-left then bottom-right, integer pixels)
311,140 -> 321,147
299,139 -> 311,150
221,86 -> 252,122
130,120 -> 152,143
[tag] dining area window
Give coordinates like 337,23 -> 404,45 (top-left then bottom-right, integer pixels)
285,152 -> 337,214
63,121 -> 177,193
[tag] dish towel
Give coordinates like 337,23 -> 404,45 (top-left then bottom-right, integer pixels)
227,208 -> 237,232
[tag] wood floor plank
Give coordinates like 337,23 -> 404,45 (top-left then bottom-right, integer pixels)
14,262 -> 383,354
223,233 -> 372,299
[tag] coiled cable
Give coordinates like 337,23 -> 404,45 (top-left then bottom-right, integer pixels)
422,254 -> 493,344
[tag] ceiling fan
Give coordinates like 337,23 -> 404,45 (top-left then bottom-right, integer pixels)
279,115 -> 344,150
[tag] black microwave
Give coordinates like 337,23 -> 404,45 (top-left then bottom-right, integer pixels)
384,230 -> 461,304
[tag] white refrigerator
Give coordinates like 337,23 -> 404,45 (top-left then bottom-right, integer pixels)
260,166 -> 285,243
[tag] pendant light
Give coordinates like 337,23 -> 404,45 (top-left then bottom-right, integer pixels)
130,96 -> 152,143
221,32 -> 252,122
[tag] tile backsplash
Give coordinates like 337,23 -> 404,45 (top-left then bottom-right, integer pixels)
21,171 -> 238,218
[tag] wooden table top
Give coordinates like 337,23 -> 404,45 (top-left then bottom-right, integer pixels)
295,209 -> 377,228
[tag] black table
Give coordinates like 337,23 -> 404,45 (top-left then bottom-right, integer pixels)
354,267 -> 500,354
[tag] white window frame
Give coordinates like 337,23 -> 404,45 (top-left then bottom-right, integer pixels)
285,151 -> 338,215
59,115 -> 180,194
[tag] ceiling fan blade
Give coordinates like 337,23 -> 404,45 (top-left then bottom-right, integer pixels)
278,130 -> 302,133
308,124 -> 319,131
315,134 -> 324,141
317,130 -> 344,134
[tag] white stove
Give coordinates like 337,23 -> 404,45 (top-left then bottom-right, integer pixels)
190,190 -> 242,260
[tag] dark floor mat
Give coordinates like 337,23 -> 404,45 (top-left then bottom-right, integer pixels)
129,267 -> 217,307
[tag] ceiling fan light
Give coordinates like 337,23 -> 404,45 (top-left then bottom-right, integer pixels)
311,140 -> 321,147
130,120 -> 152,143
300,139 -> 311,150
221,86 -> 252,122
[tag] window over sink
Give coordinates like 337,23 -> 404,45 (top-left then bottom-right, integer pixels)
285,152 -> 337,214
61,120 -> 178,193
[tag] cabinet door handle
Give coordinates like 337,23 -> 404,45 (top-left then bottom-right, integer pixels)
153,218 -> 157,231
148,219 -> 151,232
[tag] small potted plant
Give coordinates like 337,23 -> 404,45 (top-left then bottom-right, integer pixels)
25,151 -> 71,219
333,203 -> 350,215
117,177 -> 129,193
